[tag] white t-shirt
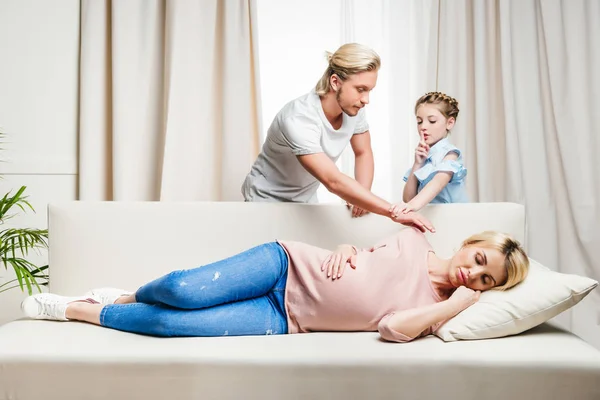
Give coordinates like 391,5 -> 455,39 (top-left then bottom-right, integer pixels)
242,90 -> 369,203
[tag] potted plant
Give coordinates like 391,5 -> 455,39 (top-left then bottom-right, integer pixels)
0,133 -> 49,295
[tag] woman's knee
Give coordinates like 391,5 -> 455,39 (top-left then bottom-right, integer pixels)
156,270 -> 190,301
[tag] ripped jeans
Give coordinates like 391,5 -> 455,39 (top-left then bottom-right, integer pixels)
99,242 -> 289,337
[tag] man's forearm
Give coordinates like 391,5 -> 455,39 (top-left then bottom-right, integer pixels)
326,174 -> 392,216
354,152 -> 374,190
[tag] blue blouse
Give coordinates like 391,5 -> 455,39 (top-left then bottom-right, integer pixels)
403,138 -> 469,203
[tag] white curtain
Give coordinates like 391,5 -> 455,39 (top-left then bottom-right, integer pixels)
436,0 -> 600,347
340,0 -> 440,202
78,0 -> 261,201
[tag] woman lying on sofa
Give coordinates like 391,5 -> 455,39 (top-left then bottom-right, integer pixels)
22,212 -> 530,342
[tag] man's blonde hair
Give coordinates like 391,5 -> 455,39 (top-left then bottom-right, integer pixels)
462,231 -> 529,290
315,43 -> 381,96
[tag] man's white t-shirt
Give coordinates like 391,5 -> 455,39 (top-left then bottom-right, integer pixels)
242,90 -> 369,203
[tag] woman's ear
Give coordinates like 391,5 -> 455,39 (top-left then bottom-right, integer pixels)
446,117 -> 456,131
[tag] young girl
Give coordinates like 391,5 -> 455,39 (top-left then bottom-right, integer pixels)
400,92 -> 468,214
22,217 -> 529,343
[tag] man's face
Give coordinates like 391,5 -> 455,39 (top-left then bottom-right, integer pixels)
334,70 -> 378,116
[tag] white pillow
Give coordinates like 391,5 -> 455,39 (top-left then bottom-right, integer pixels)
435,258 -> 598,341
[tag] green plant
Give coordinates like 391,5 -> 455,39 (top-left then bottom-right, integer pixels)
0,186 -> 49,294
0,131 -> 49,294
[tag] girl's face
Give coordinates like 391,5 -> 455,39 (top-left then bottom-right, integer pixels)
415,104 -> 455,146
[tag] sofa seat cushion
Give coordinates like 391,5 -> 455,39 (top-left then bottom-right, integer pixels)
1,320 -> 600,400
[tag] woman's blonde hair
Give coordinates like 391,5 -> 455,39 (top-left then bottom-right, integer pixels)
415,91 -> 460,121
315,43 -> 381,96
462,231 -> 529,291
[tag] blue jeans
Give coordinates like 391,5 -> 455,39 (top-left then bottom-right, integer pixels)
99,242 -> 289,337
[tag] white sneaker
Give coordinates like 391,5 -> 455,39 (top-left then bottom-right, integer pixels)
84,287 -> 132,305
21,293 -> 94,321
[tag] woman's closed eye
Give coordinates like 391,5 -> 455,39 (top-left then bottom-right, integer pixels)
475,255 -> 491,285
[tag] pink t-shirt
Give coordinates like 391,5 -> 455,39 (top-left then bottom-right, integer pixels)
278,227 -> 444,342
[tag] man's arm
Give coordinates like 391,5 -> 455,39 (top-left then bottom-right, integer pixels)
297,153 -> 392,217
348,131 -> 375,217
350,131 -> 374,190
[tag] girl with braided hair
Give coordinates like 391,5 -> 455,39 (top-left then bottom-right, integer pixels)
396,92 -> 469,215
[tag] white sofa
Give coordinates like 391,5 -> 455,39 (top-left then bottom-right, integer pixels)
1,201 -> 600,400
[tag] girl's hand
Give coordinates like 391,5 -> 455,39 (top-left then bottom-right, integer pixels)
400,202 -> 418,214
389,203 -> 420,217
321,244 -> 357,280
390,210 -> 436,233
449,286 -> 481,313
414,135 -> 430,166
389,203 -> 403,217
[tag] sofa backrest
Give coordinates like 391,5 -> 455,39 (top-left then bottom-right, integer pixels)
48,202 -> 525,295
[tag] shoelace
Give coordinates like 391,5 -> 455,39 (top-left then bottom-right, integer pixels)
38,296 -> 96,318
38,297 -> 64,318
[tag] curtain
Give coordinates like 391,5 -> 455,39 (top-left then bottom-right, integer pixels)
436,0 -> 600,347
78,0 -> 261,201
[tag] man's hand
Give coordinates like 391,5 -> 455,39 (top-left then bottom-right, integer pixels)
346,202 -> 369,218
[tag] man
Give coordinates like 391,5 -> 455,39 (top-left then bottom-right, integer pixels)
242,43 -> 402,222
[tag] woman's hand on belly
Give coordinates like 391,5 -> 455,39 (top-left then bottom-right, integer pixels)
321,244 -> 358,280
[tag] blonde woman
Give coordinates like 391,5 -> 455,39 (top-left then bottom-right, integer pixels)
23,226 -> 529,343
242,43 -> 401,220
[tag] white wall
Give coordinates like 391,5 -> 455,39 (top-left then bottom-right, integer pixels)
0,0 -> 79,324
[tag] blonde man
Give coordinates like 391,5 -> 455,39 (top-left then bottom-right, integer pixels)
242,43 -> 407,224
